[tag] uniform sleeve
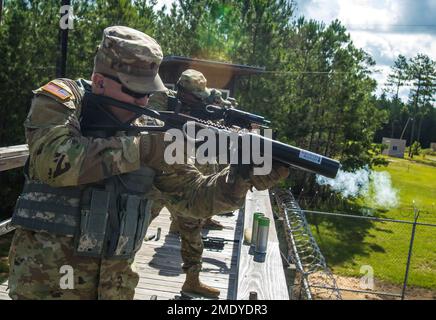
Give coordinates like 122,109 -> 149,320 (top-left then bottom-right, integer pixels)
25,86 -> 141,187
154,164 -> 251,219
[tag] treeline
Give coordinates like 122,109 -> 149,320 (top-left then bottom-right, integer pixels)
375,54 -> 436,152
0,0 -> 433,215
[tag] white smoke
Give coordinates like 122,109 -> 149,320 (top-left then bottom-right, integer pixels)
316,167 -> 399,208
371,171 -> 399,208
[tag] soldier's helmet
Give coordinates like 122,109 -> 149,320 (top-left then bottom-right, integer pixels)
93,26 -> 167,94
177,69 -> 232,107
148,69 -> 235,112
176,69 -> 211,100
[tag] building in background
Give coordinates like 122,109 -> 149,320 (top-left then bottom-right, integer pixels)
382,137 -> 406,158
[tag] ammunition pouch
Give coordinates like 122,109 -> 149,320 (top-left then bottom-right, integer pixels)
12,167 -> 155,259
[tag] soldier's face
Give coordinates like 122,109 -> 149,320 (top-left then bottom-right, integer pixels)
93,74 -> 150,123
103,76 -> 150,106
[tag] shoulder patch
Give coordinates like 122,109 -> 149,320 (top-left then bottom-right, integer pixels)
41,81 -> 72,101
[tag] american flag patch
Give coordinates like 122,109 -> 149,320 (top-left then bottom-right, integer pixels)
41,81 -> 71,100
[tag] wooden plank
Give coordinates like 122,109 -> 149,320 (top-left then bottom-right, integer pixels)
135,263 -> 236,281
0,144 -> 28,158
0,144 -> 28,172
136,280 -> 229,298
138,254 -> 235,273
0,284 -> 10,300
134,287 -> 178,300
136,241 -> 238,258
0,292 -> 11,300
138,274 -> 230,289
236,189 -> 290,300
133,207 -> 242,300
0,218 -> 15,236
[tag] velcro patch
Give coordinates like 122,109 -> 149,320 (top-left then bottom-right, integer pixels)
41,81 -> 72,101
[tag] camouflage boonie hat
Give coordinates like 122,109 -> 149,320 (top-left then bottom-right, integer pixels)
176,69 -> 211,99
93,26 -> 166,93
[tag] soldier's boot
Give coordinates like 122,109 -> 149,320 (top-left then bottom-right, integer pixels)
181,271 -> 220,299
202,218 -> 224,230
169,220 -> 179,234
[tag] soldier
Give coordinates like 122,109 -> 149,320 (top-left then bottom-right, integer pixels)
8,26 -> 289,300
147,69 -> 234,298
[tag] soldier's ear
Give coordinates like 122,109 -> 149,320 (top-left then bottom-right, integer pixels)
91,73 -> 105,94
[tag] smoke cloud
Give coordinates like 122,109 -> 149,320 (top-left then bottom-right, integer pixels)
316,167 -> 399,208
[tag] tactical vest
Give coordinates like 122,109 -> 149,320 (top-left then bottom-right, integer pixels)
11,78 -> 155,259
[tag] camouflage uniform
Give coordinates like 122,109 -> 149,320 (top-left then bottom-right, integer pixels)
144,70 -> 243,299
147,71 -> 230,276
8,28 -> 254,300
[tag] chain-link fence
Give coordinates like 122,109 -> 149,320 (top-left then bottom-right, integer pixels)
273,189 -> 436,300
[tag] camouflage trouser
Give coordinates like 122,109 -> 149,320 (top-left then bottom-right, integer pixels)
151,203 -> 203,273
8,228 -> 139,300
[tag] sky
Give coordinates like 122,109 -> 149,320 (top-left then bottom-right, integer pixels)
155,0 -> 436,101
294,0 -> 436,100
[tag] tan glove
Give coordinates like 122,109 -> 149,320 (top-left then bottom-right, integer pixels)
249,162 -> 289,191
139,132 -> 168,170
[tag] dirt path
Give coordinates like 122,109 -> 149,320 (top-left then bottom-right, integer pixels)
310,272 -> 436,300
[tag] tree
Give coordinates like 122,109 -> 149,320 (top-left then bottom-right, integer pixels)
385,54 -> 409,100
410,141 -> 421,159
0,0 -> 61,218
407,54 -> 436,156
155,0 -> 236,59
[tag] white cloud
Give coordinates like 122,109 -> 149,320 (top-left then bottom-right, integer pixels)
337,0 -> 400,27
295,0 -> 436,101
350,31 -> 435,100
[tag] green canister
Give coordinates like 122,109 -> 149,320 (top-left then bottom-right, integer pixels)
251,212 -> 264,247
255,216 -> 270,254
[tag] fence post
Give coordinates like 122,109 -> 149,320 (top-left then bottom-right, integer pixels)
401,205 -> 420,300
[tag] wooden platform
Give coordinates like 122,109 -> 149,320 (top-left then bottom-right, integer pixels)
0,206 -> 243,300
237,190 -> 290,300
0,190 -> 289,300
133,206 -> 243,300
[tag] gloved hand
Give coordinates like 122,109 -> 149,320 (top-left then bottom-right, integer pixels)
139,131 -> 169,170
249,162 -> 289,191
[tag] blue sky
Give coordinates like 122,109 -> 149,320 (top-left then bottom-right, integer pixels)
294,0 -> 436,101
155,0 -> 436,101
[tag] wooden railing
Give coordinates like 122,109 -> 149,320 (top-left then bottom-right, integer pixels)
237,189 -> 290,299
0,144 -> 28,236
0,144 -> 28,172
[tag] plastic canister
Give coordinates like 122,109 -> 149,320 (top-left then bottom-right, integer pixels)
255,216 -> 270,254
251,212 -> 264,247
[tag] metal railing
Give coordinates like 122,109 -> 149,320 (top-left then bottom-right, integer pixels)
272,188 -> 342,300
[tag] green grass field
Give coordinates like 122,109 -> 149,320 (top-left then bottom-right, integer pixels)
308,154 -> 436,290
